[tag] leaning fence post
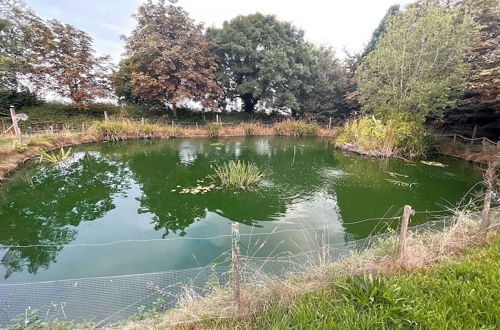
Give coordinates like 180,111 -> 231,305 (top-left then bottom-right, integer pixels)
10,105 -> 21,139
398,205 -> 413,259
104,111 -> 109,122
231,222 -> 241,312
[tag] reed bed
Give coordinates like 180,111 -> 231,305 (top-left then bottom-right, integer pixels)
212,160 -> 265,190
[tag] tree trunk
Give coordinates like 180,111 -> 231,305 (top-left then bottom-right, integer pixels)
241,93 -> 258,113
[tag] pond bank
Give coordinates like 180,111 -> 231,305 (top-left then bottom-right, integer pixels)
0,121 -> 338,181
124,208 -> 500,329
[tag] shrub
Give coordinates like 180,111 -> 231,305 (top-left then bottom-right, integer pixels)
212,160 -> 265,190
273,120 -> 320,136
336,115 -> 426,158
204,122 -> 220,137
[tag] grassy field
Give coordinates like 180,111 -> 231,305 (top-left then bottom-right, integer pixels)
199,236 -> 500,329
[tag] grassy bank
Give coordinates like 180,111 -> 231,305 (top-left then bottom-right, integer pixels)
0,120 -> 335,181
219,235 -> 500,329
123,207 -> 499,329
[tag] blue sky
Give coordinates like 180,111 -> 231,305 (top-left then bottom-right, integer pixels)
25,0 -> 414,63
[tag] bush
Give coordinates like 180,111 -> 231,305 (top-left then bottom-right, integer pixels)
336,115 -> 426,158
204,122 -> 220,137
273,120 -> 320,136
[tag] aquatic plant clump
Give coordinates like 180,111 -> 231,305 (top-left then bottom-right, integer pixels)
212,160 -> 265,190
37,147 -> 72,163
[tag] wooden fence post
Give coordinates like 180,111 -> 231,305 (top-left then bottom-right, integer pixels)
453,134 -> 457,142
9,105 -> 21,139
104,111 -> 109,122
141,117 -> 145,125
81,122 -> 85,132
216,114 -> 219,124
479,163 -> 495,240
398,205 -> 413,259
471,124 -> 478,145
328,118 -> 332,130
231,222 -> 241,313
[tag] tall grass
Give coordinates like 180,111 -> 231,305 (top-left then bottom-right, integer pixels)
204,122 -> 221,137
273,120 -> 320,136
212,160 -> 265,190
336,115 -> 426,158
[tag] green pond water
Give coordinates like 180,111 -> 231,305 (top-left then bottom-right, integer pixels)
0,136 -> 483,283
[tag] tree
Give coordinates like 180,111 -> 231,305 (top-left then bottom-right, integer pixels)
36,20 -> 113,109
355,2 -> 477,121
207,13 -> 315,113
0,1 -> 112,109
123,0 -> 221,116
297,47 -> 352,121
0,0 -> 50,93
462,0 -> 499,108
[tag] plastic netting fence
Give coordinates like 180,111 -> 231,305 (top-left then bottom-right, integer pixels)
0,216 -> 473,328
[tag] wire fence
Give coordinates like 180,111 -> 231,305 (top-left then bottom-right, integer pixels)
0,208 -> 478,329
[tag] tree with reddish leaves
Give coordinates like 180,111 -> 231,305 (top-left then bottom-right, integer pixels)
39,21 -> 113,109
122,0 -> 221,117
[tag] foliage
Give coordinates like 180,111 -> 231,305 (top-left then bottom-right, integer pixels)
355,2 -> 477,121
336,274 -> 417,326
273,120 -> 320,136
0,88 -> 40,110
336,115 -> 426,157
0,0 -> 49,91
229,236 -> 500,329
36,147 -> 72,163
203,122 -> 220,137
296,47 -> 352,121
212,160 -> 264,190
207,13 -> 316,113
462,0 -> 499,109
122,0 -> 221,116
242,123 -> 258,136
0,1 -> 112,109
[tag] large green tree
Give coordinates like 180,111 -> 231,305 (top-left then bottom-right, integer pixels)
355,2 -> 477,121
297,47 -> 352,121
207,13 -> 315,113
122,0 -> 221,116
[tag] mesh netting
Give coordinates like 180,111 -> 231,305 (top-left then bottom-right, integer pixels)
0,215 -> 478,328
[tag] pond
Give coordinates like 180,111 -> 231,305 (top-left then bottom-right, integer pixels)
0,136 -> 482,283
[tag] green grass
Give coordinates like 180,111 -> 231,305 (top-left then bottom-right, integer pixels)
205,236 -> 500,329
212,160 -> 265,190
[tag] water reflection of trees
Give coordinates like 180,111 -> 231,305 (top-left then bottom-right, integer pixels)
0,153 -> 130,278
126,137 -> 337,237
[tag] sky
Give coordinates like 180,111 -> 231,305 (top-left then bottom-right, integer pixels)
25,0 -> 414,63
